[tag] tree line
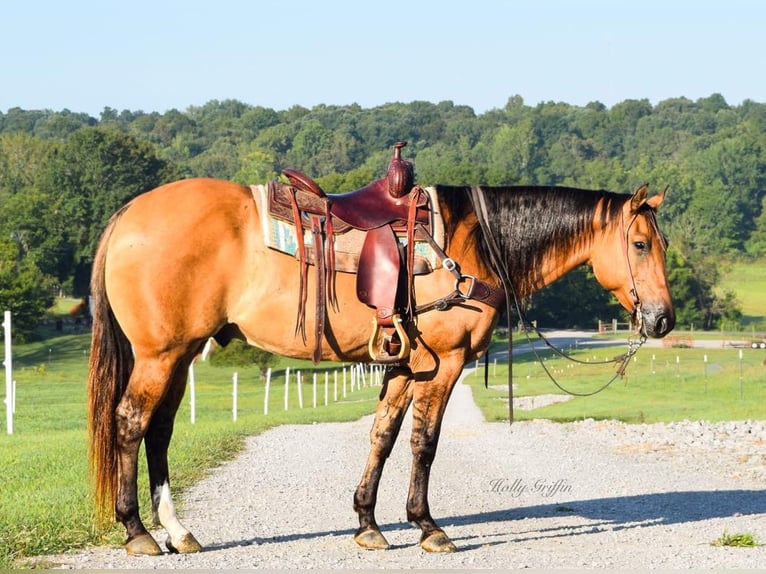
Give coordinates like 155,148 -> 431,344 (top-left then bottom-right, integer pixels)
2,94 -> 764,339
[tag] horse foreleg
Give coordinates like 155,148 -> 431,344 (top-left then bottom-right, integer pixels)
353,369 -> 413,550
406,366 -> 461,553
145,362 -> 202,554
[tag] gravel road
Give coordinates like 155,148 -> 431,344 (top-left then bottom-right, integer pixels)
44,370 -> 766,569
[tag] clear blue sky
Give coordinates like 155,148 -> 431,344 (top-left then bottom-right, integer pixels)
2,0 -> 764,116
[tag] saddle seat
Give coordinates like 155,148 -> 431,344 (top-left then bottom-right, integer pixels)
281,142 -> 428,231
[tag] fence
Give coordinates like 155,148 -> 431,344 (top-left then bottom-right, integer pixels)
598,319 -> 632,333
186,361 -> 384,423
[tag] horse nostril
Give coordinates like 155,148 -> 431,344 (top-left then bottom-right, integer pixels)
655,314 -> 674,336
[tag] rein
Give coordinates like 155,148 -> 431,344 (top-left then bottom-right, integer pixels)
468,186 -> 649,423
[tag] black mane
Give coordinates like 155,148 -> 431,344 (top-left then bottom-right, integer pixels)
435,184 -> 628,297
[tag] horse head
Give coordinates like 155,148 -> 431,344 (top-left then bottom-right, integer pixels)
590,184 -> 675,338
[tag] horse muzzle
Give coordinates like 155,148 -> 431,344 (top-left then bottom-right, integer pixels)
637,303 -> 675,338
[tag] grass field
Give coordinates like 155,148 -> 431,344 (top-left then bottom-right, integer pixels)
718,257 -> 766,328
469,340 -> 766,423
0,331 -> 383,568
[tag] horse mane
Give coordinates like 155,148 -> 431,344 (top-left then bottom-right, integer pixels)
435,185 -> 630,298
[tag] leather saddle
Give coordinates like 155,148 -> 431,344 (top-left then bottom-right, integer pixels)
268,142 -> 431,364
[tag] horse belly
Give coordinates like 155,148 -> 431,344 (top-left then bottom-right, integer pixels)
229,256 -> 374,363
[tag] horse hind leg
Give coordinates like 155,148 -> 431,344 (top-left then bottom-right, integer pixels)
353,368 -> 414,550
145,356 -> 202,554
113,359 -> 168,555
114,353 -> 194,556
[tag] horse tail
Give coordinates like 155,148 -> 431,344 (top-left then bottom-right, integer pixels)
87,207 -> 134,526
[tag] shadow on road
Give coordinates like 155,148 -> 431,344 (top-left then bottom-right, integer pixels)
204,489 -> 765,551
442,488 -> 766,542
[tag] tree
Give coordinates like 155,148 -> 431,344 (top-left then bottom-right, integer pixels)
0,237 -> 54,341
525,267 -> 623,329
232,146 -> 278,185
745,195 -> 766,256
664,248 -> 740,330
209,339 -> 278,377
0,188 -> 74,284
0,132 -> 54,194
38,127 -> 179,294
484,120 -> 537,184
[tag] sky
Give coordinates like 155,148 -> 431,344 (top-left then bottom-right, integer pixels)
2,0 -> 765,117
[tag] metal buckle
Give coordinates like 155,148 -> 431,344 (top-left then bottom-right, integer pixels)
455,274 -> 477,299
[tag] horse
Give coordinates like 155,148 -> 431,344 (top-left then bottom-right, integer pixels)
87,177 -> 674,556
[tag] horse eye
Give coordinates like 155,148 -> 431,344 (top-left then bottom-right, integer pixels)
633,241 -> 646,251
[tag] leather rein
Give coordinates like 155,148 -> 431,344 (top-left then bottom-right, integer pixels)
468,186 -> 648,423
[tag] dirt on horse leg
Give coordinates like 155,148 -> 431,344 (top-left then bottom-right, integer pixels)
114,384 -> 162,554
406,372 -> 460,553
114,358 -> 180,556
145,361 -> 202,554
353,369 -> 414,550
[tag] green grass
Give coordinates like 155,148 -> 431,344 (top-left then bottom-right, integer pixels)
718,257 -> 766,329
0,332 -> 382,568
711,530 -> 759,547
470,341 -> 766,423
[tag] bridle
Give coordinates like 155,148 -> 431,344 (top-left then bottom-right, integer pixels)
620,207 -> 644,336
469,187 -> 650,422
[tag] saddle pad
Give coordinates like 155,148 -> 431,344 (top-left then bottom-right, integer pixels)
249,184 -> 445,274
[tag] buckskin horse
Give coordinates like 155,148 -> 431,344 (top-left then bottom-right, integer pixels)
87,150 -> 674,556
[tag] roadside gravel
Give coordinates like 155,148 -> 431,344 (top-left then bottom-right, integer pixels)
42,372 -> 766,569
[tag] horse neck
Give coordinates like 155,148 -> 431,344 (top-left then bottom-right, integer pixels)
461,185 -> 615,300
526,193 -> 626,297
530,239 -> 592,296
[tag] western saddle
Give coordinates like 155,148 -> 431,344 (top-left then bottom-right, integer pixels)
267,142 -> 504,364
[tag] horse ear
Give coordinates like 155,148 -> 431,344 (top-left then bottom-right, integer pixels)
647,185 -> 668,210
630,184 -> 649,213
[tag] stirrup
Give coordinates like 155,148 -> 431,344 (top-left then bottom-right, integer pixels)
367,314 -> 411,364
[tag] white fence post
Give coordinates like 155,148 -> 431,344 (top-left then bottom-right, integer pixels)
232,372 -> 238,421
188,362 -> 196,424
3,311 -> 12,435
284,366 -> 290,411
297,371 -> 303,409
312,372 -> 317,408
264,368 -> 271,415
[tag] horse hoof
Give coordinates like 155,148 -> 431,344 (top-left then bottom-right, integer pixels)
166,532 -> 203,554
354,528 -> 391,550
420,529 -> 457,553
125,533 -> 163,556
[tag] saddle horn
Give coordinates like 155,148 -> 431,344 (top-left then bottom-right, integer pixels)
386,141 -> 414,198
